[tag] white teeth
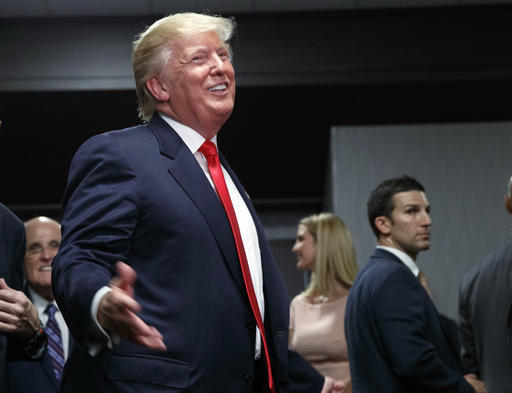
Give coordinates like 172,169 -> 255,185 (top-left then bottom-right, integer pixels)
40,266 -> 52,271
208,84 -> 226,92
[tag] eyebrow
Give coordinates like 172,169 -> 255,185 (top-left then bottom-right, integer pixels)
403,203 -> 430,209
27,242 -> 42,248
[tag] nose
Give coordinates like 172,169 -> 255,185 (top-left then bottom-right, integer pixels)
209,54 -> 226,75
422,211 -> 432,227
292,241 -> 299,254
40,246 -> 57,261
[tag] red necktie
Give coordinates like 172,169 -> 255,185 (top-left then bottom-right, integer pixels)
199,140 -> 275,393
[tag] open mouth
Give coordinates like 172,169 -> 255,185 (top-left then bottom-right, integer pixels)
40,266 -> 52,272
207,83 -> 227,92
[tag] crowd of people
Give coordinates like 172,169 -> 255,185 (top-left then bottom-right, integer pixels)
0,10 -> 509,393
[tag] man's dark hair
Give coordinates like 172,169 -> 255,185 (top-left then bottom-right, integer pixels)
367,175 -> 425,237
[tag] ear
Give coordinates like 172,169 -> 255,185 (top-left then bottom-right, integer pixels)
145,76 -> 170,102
505,195 -> 512,215
375,216 -> 391,236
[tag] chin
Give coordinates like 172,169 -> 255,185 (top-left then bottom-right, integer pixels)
215,105 -> 234,118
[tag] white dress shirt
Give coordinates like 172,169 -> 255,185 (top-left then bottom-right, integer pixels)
90,114 -> 265,359
376,245 -> 420,277
28,286 -> 70,360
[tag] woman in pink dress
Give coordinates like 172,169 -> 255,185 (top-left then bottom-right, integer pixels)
289,213 -> 359,392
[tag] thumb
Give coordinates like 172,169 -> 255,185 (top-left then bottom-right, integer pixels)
115,261 -> 137,295
0,278 -> 10,290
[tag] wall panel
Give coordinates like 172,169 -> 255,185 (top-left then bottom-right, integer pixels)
330,122 -> 512,320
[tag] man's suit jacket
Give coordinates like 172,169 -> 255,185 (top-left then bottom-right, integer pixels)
7,286 -> 74,393
52,114 -> 323,393
459,234 -> 512,393
345,248 -> 473,393
0,203 -> 25,391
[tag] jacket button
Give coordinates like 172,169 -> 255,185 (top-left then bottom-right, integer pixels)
244,373 -> 253,384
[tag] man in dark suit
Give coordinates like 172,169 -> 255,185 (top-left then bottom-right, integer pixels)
8,216 -> 72,393
0,204 -> 46,391
345,175 -> 486,393
458,176 -> 512,393
51,12 -> 339,393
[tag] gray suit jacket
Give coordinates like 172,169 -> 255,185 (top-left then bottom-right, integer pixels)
459,232 -> 512,393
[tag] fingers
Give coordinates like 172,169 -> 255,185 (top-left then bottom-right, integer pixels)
0,287 -> 30,312
98,287 -> 144,335
104,263 -> 166,351
464,374 -> 487,393
99,291 -> 166,350
0,289 -> 39,339
99,288 -> 141,323
333,380 -> 345,391
321,377 -> 345,393
115,261 -> 137,296
133,326 -> 166,351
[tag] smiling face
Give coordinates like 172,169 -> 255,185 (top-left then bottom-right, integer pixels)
24,218 -> 61,301
377,190 -> 432,260
292,224 -> 317,271
155,30 -> 235,139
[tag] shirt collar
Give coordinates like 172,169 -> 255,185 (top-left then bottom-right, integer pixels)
376,245 -> 419,277
27,285 -> 58,316
159,112 -> 218,154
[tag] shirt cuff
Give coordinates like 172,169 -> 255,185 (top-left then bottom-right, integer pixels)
87,286 -> 120,356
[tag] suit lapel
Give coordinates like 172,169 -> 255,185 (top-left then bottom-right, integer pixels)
146,115 -> 245,294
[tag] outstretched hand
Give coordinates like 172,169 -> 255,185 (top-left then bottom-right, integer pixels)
0,278 -> 40,339
97,262 -> 166,351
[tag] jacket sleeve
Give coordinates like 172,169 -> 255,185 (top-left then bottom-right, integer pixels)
51,133 -> 140,348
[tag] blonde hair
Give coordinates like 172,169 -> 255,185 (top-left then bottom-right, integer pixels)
301,213 -> 358,297
132,12 -> 236,121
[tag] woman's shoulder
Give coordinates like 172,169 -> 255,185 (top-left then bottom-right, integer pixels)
291,292 -> 310,306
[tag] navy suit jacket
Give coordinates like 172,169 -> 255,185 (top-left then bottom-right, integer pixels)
0,203 -> 25,391
52,114 -> 322,393
345,248 -> 474,393
7,287 -> 74,393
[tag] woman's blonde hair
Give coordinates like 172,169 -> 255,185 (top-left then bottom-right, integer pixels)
132,12 -> 236,121
301,213 -> 358,297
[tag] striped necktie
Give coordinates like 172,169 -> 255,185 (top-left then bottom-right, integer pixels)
45,304 -> 65,381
